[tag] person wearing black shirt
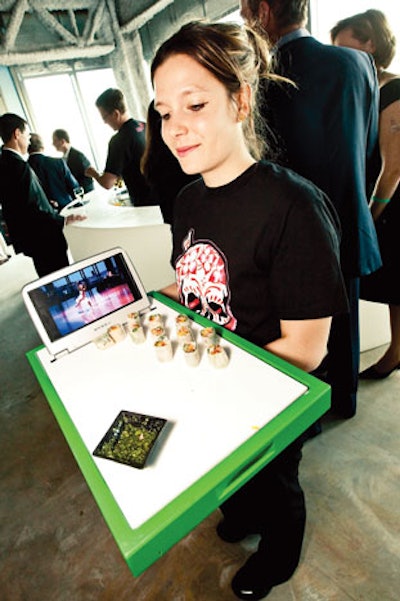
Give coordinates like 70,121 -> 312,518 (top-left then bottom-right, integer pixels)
52,129 -> 94,194
151,21 -> 348,600
331,9 -> 400,379
86,88 -> 155,206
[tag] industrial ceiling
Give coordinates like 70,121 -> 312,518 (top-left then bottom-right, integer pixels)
0,0 -> 238,67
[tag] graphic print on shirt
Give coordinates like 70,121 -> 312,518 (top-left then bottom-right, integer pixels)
175,229 -> 237,330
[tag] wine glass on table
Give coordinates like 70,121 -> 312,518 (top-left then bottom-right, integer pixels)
71,186 -> 87,218
73,186 -> 85,204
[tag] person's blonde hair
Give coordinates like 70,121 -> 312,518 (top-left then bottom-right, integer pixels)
151,20 -> 283,160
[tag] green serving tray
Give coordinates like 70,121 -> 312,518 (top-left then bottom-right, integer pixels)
27,291 -> 330,576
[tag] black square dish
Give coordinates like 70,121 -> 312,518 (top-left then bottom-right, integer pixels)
93,411 -> 167,469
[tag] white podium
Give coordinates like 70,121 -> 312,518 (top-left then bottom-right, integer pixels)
63,189 -> 175,292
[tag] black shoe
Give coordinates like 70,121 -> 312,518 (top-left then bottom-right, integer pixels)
231,553 -> 274,599
216,519 -> 254,543
359,363 -> 400,380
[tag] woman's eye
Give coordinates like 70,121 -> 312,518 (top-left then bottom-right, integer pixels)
190,103 -> 206,112
160,113 -> 170,121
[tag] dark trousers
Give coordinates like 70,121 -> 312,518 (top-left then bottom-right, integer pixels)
324,276 -> 360,418
221,438 -> 305,584
32,247 -> 69,277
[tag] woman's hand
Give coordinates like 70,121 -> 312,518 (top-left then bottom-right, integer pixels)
65,214 -> 87,225
160,282 -> 179,301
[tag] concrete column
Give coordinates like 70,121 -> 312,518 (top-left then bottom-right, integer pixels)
110,31 -> 151,121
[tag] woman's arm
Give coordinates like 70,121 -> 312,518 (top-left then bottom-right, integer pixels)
370,99 -> 400,220
160,282 -> 179,301
264,317 -> 332,373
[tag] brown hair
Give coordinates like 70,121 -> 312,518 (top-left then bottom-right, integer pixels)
330,9 -> 396,69
28,133 -> 44,153
246,0 -> 308,29
96,88 -> 127,114
151,20 -> 283,159
53,128 -> 70,143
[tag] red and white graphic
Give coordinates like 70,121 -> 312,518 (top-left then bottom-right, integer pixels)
175,229 -> 237,330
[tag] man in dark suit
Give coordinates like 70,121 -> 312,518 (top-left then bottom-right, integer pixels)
0,114 -> 84,277
241,0 -> 382,419
28,133 -> 79,210
52,129 -> 94,194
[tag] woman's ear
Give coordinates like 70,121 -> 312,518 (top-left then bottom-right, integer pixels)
236,83 -> 252,122
258,1 -> 272,30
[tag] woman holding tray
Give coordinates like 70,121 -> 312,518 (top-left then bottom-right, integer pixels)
150,21 -> 348,600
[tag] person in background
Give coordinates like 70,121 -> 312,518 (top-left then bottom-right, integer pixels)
240,0 -> 381,419
151,20 -> 348,600
0,114 -> 84,277
141,100 -> 199,224
28,133 -> 79,210
0,230 -> 10,265
85,88 -> 155,206
331,9 -> 400,380
0,203 -> 12,263
52,129 -> 94,194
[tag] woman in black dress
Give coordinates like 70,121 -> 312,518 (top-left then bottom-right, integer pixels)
332,9 -> 400,379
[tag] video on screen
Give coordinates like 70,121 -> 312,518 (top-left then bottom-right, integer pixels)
28,254 -> 142,342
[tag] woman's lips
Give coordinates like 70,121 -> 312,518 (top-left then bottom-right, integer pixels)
176,145 -> 199,158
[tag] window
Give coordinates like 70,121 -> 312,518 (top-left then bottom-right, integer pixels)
23,68 -> 117,169
219,9 -> 242,23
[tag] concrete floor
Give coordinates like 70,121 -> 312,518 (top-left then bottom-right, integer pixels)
1,252 -> 399,601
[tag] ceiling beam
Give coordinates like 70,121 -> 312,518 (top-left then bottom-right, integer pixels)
30,1 -> 81,46
2,0 -> 28,51
0,42 -> 114,65
0,0 -> 96,8
83,0 -> 106,45
120,0 -> 174,34
67,8 -> 79,37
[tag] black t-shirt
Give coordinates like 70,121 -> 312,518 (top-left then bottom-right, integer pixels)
105,118 -> 152,205
67,147 -> 94,194
172,161 -> 348,347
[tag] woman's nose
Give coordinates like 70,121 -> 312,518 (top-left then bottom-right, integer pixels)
165,114 -> 188,137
